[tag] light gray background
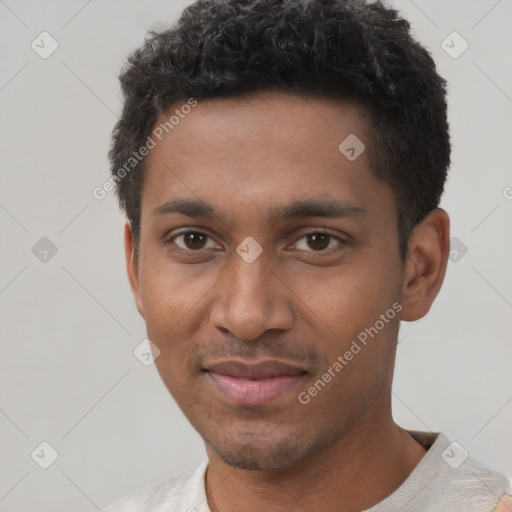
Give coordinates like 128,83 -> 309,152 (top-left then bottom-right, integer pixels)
0,1 -> 511,510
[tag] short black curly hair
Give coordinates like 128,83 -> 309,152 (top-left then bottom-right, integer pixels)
109,0 -> 450,259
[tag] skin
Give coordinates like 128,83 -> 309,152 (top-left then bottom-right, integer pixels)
495,494 -> 512,512
124,91 -> 450,511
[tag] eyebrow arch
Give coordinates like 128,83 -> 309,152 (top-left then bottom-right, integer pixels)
152,198 -> 366,221
270,199 -> 366,222
153,198 -> 216,218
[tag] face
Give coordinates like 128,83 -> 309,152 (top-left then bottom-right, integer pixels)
127,92 -> 407,471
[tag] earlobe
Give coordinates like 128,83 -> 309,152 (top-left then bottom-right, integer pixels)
124,221 -> 145,318
400,209 -> 450,321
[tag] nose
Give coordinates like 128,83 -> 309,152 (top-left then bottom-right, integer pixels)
209,251 -> 294,341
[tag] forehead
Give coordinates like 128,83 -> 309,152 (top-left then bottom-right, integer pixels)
141,92 -> 391,226
151,92 -> 371,161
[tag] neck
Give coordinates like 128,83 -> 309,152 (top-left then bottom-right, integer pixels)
204,417 -> 427,512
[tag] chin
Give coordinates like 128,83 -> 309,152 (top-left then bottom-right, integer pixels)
205,424 -> 338,472
215,440 -> 310,471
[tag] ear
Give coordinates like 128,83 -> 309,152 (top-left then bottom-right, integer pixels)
124,221 -> 145,318
400,208 -> 450,321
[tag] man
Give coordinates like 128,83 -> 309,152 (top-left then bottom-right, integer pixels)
105,0 -> 511,510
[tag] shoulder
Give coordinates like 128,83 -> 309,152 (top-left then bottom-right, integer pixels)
416,433 -> 512,511
368,432 -> 512,512
494,494 -> 512,512
104,460 -> 209,512
444,459 -> 512,510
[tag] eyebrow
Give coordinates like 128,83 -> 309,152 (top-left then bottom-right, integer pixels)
152,198 -> 366,222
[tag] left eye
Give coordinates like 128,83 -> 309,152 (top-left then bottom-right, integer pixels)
294,233 -> 342,252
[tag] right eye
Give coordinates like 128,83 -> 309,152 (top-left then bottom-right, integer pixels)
166,231 -> 221,252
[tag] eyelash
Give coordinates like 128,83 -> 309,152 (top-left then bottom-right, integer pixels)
165,230 -> 346,254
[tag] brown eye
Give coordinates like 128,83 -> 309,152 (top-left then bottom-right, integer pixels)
184,232 -> 207,249
293,232 -> 343,252
173,231 -> 211,250
306,233 -> 331,251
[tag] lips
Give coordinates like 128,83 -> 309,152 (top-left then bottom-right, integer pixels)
204,359 -> 307,406
205,360 -> 306,379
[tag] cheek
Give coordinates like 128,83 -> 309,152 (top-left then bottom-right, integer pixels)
288,260 -> 401,368
138,256 -> 208,322
138,261 -> 215,369
292,263 -> 397,326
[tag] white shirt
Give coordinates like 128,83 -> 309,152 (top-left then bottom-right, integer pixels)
105,431 -> 511,512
